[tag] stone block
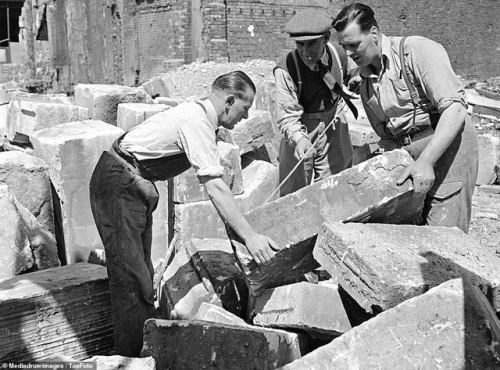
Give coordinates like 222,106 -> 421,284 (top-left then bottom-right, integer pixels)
74,84 -> 152,125
173,142 -> 243,203
6,96 -> 88,141
0,104 -> 8,138
141,74 -> 175,98
0,185 -> 36,281
314,222 -> 500,313
0,81 -> 24,105
173,160 -> 277,247
477,133 -> 500,185
217,109 -> 277,155
116,103 -> 170,131
241,143 -> 279,167
158,244 -> 221,320
0,263 -> 113,362
0,151 -> 55,236
141,319 -> 301,369
186,238 -> 247,317
154,97 -> 181,107
31,120 -> 124,264
151,180 -> 169,266
194,302 -> 248,325
280,279 -> 500,369
253,282 -> 351,338
230,150 -> 424,296
85,355 -> 156,370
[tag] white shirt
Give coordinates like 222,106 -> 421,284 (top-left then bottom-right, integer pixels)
120,99 -> 224,178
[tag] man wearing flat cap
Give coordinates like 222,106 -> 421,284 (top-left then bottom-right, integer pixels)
274,8 -> 358,196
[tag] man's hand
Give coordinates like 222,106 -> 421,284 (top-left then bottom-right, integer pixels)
396,158 -> 435,193
294,136 -> 316,161
244,233 -> 279,265
347,75 -> 362,93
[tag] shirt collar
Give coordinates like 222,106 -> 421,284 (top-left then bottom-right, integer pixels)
197,98 -> 218,130
360,33 -> 392,79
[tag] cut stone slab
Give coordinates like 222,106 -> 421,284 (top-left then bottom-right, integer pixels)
74,84 -> 152,125
477,133 -> 500,185
314,222 -> 500,313
141,319 -> 301,369
154,96 -> 181,107
186,238 -> 247,317
158,244 -> 221,320
0,263 -> 113,362
253,282 -> 351,338
173,160 -> 277,248
85,355 -> 156,370
151,180 -> 168,266
217,109 -> 277,155
280,278 -> 500,369
31,120 -> 124,264
241,143 -> 279,167
6,96 -> 88,141
229,149 -> 424,296
173,141 -> 243,203
194,302 -> 248,326
141,74 -> 175,98
0,151 -> 55,236
116,103 -> 170,131
0,185 -> 36,281
0,104 -> 8,138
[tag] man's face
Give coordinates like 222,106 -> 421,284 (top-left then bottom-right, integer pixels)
295,36 -> 327,69
337,22 -> 379,67
220,88 -> 254,130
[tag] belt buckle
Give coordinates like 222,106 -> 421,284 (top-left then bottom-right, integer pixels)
397,133 -> 412,146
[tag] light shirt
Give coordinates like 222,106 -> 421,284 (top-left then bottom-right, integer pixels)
359,33 -> 466,138
120,99 -> 224,178
275,47 -> 356,145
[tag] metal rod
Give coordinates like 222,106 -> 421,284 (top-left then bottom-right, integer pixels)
263,117 -> 337,204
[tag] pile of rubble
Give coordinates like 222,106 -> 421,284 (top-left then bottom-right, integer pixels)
0,61 -> 499,369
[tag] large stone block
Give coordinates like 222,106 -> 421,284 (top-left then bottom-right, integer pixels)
74,84 -> 152,125
0,151 -> 54,235
0,185 -> 36,281
186,238 -> 247,317
116,103 -> 170,131
141,319 -> 301,369
218,109 -> 277,155
314,222 -> 500,313
0,104 -> 8,138
477,133 -> 500,185
31,120 -> 124,264
158,243 -> 221,320
173,142 -> 243,203
173,160 -> 277,247
348,122 -> 379,147
280,279 -> 500,369
230,150 -> 425,296
194,302 -> 248,326
6,96 -> 88,140
85,355 -> 156,370
0,263 -> 113,362
253,282 -> 351,338
151,180 -> 168,265
141,74 -> 175,98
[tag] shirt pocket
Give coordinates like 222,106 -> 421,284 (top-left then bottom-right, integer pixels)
386,77 -> 412,109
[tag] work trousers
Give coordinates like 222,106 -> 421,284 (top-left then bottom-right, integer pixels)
398,115 -> 479,233
89,150 -> 159,356
278,108 -> 353,197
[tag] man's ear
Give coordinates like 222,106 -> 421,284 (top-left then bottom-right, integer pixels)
370,26 -> 379,42
225,95 -> 235,109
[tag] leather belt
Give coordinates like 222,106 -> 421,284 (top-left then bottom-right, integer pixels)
395,126 -> 434,146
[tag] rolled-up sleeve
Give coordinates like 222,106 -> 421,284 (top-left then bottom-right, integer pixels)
274,68 -> 308,146
407,37 -> 466,114
178,117 -> 224,178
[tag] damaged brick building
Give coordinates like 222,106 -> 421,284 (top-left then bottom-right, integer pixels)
8,0 -> 500,92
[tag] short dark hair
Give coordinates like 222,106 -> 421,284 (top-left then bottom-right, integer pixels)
212,70 -> 256,100
332,3 -> 378,33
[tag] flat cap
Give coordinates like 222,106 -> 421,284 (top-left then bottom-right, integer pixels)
285,9 -> 332,40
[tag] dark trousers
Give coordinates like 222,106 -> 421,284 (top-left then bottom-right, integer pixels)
400,115 -> 479,233
89,150 -> 159,356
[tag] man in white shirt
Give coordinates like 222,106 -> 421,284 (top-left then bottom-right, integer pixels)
89,71 -> 278,356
